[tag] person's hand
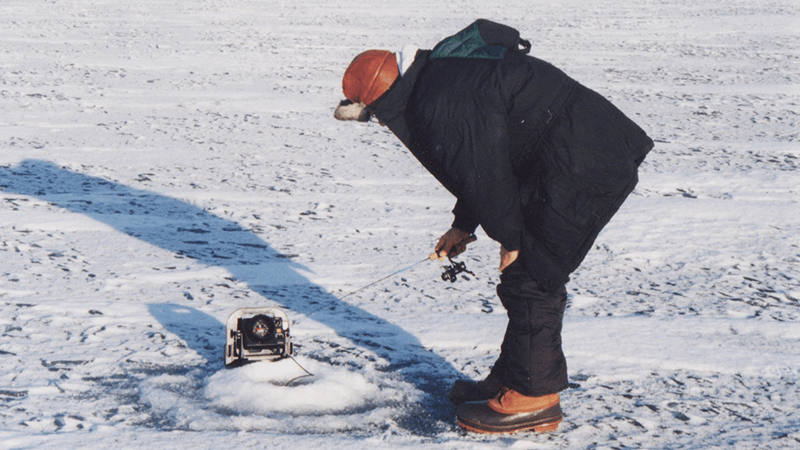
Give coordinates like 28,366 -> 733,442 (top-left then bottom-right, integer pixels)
429,228 -> 476,261
499,246 -> 519,272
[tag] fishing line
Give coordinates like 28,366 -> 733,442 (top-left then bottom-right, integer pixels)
284,257 -> 434,384
283,237 -> 477,383
284,354 -> 315,386
303,257 -> 431,318
339,257 -> 431,300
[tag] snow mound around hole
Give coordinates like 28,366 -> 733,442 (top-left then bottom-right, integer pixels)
204,358 -> 415,416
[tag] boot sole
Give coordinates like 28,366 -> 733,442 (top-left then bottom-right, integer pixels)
455,402 -> 563,435
457,416 -> 562,435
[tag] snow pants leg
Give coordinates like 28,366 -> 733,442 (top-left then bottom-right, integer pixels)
489,260 -> 568,397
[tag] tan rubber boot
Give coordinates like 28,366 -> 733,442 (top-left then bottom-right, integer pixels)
456,388 -> 562,434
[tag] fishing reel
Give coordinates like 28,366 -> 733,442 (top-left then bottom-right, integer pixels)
441,258 -> 475,283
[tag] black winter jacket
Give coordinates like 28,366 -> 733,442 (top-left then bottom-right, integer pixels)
371,20 -> 654,292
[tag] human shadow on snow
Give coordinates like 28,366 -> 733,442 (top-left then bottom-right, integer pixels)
148,303 -> 225,369
0,159 -> 461,434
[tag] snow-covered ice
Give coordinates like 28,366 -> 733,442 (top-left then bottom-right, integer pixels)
1,0 -> 798,448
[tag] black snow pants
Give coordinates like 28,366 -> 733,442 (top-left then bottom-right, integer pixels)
489,259 -> 569,397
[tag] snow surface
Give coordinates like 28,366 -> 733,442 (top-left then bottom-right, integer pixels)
0,0 -> 798,448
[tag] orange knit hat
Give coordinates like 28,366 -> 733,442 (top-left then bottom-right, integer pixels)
342,50 -> 399,106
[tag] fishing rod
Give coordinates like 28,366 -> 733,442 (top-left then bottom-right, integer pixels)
339,234 -> 477,299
